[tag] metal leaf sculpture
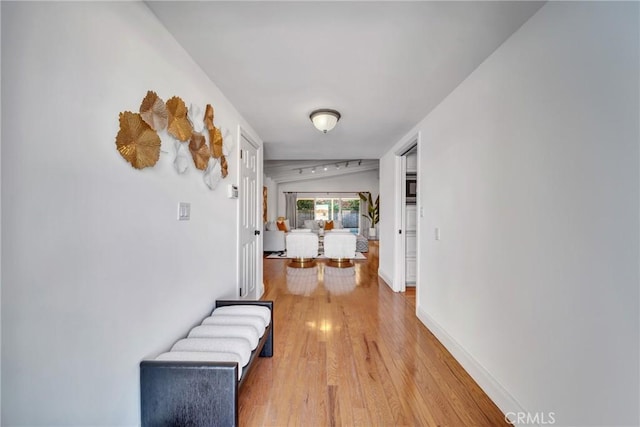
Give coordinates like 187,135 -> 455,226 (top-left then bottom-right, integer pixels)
220,154 -> 228,178
203,158 -> 223,190
139,90 -> 168,131
204,104 -> 224,159
189,132 -> 210,170
166,96 -> 193,142
188,103 -> 205,133
115,111 -> 161,169
174,140 -> 190,174
204,104 -> 214,131
210,127 -> 224,158
222,128 -> 234,157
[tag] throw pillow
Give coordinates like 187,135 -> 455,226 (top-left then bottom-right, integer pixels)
324,220 -> 334,231
276,221 -> 288,232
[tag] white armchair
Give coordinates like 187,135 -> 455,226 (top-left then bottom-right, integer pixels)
286,230 -> 319,268
324,231 -> 357,267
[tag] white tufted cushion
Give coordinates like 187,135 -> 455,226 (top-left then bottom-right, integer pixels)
155,351 -> 243,380
188,324 -> 259,349
212,305 -> 271,327
201,314 -> 265,336
171,338 -> 252,366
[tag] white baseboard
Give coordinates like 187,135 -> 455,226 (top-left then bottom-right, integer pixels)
377,269 -> 393,290
416,305 -> 527,425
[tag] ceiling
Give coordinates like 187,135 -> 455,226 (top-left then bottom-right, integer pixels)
146,1 -> 544,165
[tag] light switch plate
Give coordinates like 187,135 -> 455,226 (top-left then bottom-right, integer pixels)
178,202 -> 191,221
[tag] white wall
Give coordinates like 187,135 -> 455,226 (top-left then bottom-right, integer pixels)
380,2 -> 639,425
1,2 -> 261,425
275,169 -> 379,219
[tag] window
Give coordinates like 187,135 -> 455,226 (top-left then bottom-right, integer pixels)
296,196 -> 360,233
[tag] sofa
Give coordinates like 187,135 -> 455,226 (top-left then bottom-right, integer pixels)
263,220 -> 288,252
264,229 -> 285,252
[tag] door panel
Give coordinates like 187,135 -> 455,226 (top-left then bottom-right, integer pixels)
239,135 -> 258,297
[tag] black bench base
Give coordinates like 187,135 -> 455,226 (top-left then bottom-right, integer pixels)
140,300 -> 273,427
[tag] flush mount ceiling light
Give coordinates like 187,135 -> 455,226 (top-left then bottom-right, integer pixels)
309,109 -> 341,133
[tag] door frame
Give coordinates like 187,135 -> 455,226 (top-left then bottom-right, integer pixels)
393,133 -> 420,293
237,126 -> 263,299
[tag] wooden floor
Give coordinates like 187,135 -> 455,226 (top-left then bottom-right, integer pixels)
240,242 -> 508,426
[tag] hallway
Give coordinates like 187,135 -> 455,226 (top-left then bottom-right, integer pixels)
239,243 -> 508,426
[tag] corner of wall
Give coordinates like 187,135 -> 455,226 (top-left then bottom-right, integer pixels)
377,269 -> 393,290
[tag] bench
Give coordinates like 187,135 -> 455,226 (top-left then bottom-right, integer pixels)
140,300 -> 273,426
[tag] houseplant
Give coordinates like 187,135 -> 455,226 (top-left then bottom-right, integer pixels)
358,192 -> 379,237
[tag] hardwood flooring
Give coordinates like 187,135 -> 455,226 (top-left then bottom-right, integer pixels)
240,242 -> 508,426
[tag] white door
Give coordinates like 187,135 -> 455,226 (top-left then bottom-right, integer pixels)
239,134 -> 259,298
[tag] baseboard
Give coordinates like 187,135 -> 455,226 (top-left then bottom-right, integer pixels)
377,269 -> 393,290
416,305 -> 527,425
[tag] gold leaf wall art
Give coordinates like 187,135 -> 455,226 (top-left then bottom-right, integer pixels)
203,158 -> 222,190
115,111 -> 161,169
222,128 -> 234,157
188,103 -> 205,133
204,103 -> 224,159
189,132 -> 210,170
210,127 -> 223,159
173,140 -> 190,174
116,93 -> 232,185
220,154 -> 228,178
139,90 -> 168,131
166,96 -> 193,142
204,104 -> 214,131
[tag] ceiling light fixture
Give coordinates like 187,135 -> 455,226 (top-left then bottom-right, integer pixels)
309,109 -> 341,134
323,165 -> 328,171
311,167 -> 316,173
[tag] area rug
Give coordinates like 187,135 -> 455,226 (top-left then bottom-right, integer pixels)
266,252 -> 366,260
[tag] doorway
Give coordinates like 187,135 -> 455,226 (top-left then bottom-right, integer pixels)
404,147 -> 418,287
238,131 -> 261,299
393,134 -> 419,293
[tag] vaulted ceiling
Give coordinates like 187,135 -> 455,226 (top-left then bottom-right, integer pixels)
147,1 -> 544,164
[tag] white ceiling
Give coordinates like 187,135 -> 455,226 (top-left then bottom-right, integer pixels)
147,1 -> 544,163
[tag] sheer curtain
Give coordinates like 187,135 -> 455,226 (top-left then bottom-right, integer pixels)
360,194 -> 370,237
285,192 -> 298,229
